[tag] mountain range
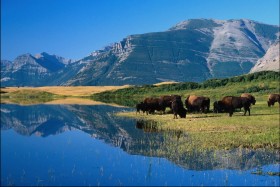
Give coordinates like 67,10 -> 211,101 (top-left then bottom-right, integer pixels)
1,18 -> 279,86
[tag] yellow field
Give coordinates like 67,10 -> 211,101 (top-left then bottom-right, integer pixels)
1,81 -> 177,96
1,85 -> 130,97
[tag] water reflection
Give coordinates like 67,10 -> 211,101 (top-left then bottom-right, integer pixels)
1,104 -> 279,173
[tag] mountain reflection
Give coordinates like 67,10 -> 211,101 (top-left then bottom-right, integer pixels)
1,104 -> 279,171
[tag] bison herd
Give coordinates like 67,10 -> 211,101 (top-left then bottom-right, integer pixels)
136,93 -> 280,119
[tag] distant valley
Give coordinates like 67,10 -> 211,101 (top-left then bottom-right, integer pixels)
1,18 -> 279,86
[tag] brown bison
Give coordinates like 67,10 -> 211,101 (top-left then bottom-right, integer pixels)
214,96 -> 251,117
185,95 -> 210,113
241,93 -> 256,105
267,94 -> 280,107
171,98 -> 187,119
143,97 -> 165,114
158,95 -> 181,112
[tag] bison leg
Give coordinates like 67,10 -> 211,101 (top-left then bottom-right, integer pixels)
229,108 -> 233,117
202,106 -> 208,114
162,107 -> 166,114
267,101 -> 271,107
243,106 -> 250,116
243,109 -> 247,116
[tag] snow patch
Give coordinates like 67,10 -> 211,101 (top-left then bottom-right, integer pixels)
250,41 -> 280,73
0,108 -> 11,113
121,76 -> 137,80
1,77 -> 11,82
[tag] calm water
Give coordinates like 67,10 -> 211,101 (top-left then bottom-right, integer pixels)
1,104 -> 279,186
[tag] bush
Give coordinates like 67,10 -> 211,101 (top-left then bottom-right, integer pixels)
237,85 -> 272,93
93,71 -> 280,100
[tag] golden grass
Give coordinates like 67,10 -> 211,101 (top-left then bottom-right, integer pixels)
1,85 -> 130,96
153,81 -> 178,86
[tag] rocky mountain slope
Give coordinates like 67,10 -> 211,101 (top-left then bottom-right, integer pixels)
64,19 -> 279,85
1,19 -> 279,86
250,40 -> 279,73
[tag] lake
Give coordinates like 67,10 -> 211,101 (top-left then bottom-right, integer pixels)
1,104 -> 279,186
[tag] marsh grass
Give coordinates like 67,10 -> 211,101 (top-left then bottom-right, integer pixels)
0,86 -> 131,105
0,89 -> 63,105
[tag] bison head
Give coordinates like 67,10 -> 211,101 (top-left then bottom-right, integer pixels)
136,102 -> 146,112
178,108 -> 187,118
252,97 -> 256,105
267,100 -> 273,107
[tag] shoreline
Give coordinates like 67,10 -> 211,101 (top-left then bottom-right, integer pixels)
116,105 -> 280,150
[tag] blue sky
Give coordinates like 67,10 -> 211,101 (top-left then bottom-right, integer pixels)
1,0 -> 279,61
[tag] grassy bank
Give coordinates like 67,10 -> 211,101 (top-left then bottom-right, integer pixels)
92,71 -> 279,107
94,71 -> 280,150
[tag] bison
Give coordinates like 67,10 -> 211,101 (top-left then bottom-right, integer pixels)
214,96 -> 251,117
136,102 -> 147,114
241,93 -> 256,105
143,97 -> 165,114
267,94 -> 280,107
158,95 -> 181,112
171,99 -> 187,119
232,93 -> 257,111
185,95 -> 210,113
213,100 -> 224,113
